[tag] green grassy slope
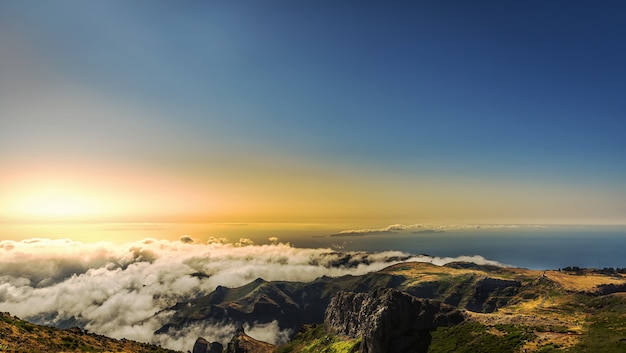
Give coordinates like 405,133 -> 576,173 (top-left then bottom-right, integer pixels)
276,262 -> 626,353
0,312 -> 179,353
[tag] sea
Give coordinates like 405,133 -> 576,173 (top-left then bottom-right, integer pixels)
2,222 -> 625,270
317,226 -> 626,270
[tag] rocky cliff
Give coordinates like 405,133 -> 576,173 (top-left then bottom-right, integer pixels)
324,289 -> 464,353
225,326 -> 275,353
192,337 -> 223,353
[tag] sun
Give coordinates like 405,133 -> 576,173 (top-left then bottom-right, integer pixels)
11,187 -> 102,220
2,164 -> 225,224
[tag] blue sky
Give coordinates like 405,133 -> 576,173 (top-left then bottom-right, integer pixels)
1,1 -> 625,225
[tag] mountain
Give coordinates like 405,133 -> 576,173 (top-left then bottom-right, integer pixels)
275,263 -> 626,353
156,274 -> 387,334
4,261 -> 625,352
157,261 -> 557,335
159,261 -> 626,352
0,312 -> 179,353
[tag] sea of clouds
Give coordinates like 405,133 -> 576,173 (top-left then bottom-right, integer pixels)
0,236 -> 504,350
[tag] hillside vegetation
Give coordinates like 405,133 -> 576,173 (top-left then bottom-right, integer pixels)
0,312 -> 179,353
3,261 -> 625,352
275,262 -> 626,353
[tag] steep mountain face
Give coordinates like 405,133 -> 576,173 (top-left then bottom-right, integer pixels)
157,272 -> 402,335
160,261 -> 626,351
157,262 -> 532,338
325,289 -> 464,353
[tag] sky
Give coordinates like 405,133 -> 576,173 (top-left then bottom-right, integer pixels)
2,1 -> 626,231
0,3 -> 625,348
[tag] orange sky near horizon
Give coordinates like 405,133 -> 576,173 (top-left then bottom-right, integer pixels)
2,2 -> 625,231
3,156 -> 624,227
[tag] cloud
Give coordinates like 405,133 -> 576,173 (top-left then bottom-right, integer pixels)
245,320 -> 292,345
0,237 -> 506,350
406,254 -> 510,267
152,320 -> 290,351
234,238 -> 255,247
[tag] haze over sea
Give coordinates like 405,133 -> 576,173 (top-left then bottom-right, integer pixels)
328,226 -> 626,270
4,223 -> 624,271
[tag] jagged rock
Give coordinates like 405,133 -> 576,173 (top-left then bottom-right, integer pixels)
226,326 -> 275,353
325,288 -> 464,353
191,336 -> 224,353
192,337 -> 209,353
208,342 -> 224,353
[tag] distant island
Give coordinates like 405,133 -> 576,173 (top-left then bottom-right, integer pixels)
329,230 -> 397,237
412,229 -> 446,234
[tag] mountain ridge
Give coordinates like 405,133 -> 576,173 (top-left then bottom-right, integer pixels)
4,261 -> 626,352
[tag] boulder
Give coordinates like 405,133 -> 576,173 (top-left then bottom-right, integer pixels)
192,337 -> 209,353
208,342 -> 223,353
192,337 -> 223,353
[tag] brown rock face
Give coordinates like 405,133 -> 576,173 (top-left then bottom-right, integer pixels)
209,342 -> 224,353
192,337 -> 209,353
324,288 -> 464,353
226,326 -> 275,353
192,337 -> 223,353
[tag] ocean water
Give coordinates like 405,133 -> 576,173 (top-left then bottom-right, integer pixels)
2,223 -> 624,270
310,226 -> 626,270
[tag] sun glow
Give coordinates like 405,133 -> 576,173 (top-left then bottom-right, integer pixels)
2,166 -> 133,222
7,183 -> 108,220
1,164 -> 224,223
14,189 -> 99,218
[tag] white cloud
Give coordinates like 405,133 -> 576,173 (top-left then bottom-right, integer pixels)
152,320 -> 290,351
0,237 -> 506,350
234,237 -> 255,247
244,320 -> 292,345
406,254 -> 509,267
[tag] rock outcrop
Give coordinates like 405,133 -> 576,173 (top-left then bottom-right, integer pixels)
192,337 -> 223,353
192,337 -> 209,353
208,341 -> 224,353
325,288 -> 464,353
226,326 -> 275,353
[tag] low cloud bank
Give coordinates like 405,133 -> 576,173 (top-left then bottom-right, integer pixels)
153,320 -> 290,351
0,237 -> 505,350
